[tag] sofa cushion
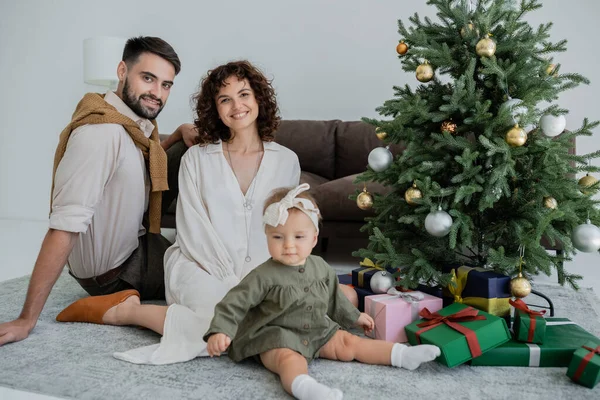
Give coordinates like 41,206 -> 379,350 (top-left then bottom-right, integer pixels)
311,174 -> 391,222
335,121 -> 404,179
274,120 -> 338,180
300,171 -> 330,190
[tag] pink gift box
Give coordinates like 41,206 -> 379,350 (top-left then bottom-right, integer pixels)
365,290 -> 443,343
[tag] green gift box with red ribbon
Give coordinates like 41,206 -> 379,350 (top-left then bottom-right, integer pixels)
404,302 -> 511,368
511,299 -> 547,344
567,342 -> 600,388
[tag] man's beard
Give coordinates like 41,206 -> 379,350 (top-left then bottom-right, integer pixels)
121,78 -> 164,119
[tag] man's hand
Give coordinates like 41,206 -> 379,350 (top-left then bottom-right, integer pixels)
178,123 -> 198,148
206,333 -> 231,357
0,318 -> 34,346
355,312 -> 375,334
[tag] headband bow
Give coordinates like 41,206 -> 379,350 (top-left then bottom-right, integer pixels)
263,183 -> 320,233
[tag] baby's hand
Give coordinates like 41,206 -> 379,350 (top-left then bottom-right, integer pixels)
207,333 -> 231,357
356,312 -> 374,334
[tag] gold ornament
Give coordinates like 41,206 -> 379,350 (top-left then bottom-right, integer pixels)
416,61 -> 434,83
543,196 -> 558,209
505,124 -> 527,147
578,174 -> 599,194
404,182 -> 423,205
510,272 -> 532,298
441,120 -> 457,134
396,41 -> 408,55
357,185 -> 374,210
460,22 -> 479,38
545,63 -> 558,77
375,127 -> 387,140
476,35 -> 496,57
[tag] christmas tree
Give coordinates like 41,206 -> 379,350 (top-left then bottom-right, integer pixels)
354,0 -> 600,290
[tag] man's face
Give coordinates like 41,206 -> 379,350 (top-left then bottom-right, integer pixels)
117,52 -> 175,119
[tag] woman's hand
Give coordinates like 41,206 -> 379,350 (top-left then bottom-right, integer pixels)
355,312 -> 374,334
207,333 -> 231,357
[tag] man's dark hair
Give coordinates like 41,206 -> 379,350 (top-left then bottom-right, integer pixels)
122,36 -> 181,75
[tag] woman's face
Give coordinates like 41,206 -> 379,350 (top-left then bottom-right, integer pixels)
215,76 -> 259,133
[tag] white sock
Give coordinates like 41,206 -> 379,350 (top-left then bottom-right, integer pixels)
390,343 -> 441,370
291,374 -> 343,400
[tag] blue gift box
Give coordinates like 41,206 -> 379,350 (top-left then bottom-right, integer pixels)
337,273 -> 375,312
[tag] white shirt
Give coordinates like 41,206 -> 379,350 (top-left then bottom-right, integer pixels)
49,91 -> 153,279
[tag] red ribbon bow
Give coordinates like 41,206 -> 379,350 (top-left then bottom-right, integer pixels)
416,306 -> 486,358
573,345 -> 600,381
510,299 -> 546,343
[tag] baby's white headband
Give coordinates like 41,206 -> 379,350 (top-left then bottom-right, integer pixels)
263,183 -> 320,233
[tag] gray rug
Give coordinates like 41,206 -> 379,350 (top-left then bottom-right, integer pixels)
1,272 -> 599,400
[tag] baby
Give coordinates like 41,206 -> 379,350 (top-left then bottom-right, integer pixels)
204,183 -> 440,400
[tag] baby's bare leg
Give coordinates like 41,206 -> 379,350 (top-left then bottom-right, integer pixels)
319,330 -> 393,364
260,349 -> 343,400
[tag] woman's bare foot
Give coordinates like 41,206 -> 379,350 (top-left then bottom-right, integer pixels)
102,295 -> 140,325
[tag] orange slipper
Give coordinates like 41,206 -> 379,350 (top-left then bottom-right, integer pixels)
56,289 -> 140,324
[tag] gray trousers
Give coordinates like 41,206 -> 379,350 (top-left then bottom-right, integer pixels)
74,141 -> 187,301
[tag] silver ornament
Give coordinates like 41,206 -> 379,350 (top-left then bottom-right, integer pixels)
424,207 -> 453,237
370,270 -> 395,294
540,114 -> 566,137
500,97 -> 527,124
368,146 -> 393,172
572,219 -> 600,253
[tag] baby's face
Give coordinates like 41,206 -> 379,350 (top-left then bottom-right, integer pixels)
265,209 -> 318,266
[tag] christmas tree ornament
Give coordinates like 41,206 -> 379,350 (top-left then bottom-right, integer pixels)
572,219 -> 600,253
404,182 -> 423,205
546,63 -> 558,76
368,146 -> 393,172
476,35 -> 496,57
540,114 -> 566,137
375,127 -> 388,140
500,97 -> 526,124
396,41 -> 409,55
543,196 -> 558,209
370,270 -> 395,294
578,174 -> 599,194
505,124 -> 527,147
416,61 -> 434,82
424,206 -> 453,237
356,184 -> 374,210
510,249 -> 532,298
440,120 -> 457,134
460,22 -> 479,38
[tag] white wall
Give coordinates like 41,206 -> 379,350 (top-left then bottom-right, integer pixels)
1,0 -> 599,280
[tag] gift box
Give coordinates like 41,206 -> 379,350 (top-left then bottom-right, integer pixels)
404,303 -> 511,368
470,318 -> 600,367
567,342 -> 600,389
511,299 -> 547,344
337,274 -> 375,312
365,289 -> 443,343
443,265 -> 511,319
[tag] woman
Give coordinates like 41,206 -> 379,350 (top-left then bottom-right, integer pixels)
57,61 -> 353,364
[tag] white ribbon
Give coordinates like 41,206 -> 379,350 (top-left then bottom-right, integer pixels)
262,183 -> 320,233
387,288 -> 424,323
526,343 -> 541,367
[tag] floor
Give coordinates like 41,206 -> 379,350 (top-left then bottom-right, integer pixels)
1,219 -> 599,399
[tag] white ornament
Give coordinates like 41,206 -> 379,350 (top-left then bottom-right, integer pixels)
425,207 -> 453,237
368,146 -> 393,172
540,114 -> 566,137
572,219 -> 600,253
500,98 -> 527,124
370,270 -> 395,294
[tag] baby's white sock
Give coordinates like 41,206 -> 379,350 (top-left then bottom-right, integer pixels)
291,374 -> 343,400
390,343 -> 441,370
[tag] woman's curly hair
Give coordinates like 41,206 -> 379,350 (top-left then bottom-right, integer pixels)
193,60 -> 280,144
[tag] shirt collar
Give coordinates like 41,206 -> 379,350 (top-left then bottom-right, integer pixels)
206,140 -> 280,154
104,91 -> 154,138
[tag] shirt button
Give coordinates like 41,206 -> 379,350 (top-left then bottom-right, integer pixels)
306,306 -> 312,311
299,268 -> 305,273
304,287 -> 309,292
302,339 -> 309,346
304,324 -> 310,329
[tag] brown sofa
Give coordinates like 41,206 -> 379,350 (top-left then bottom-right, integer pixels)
160,120 -> 400,250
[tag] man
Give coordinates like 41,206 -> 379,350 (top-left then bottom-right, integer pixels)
0,36 -> 195,346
